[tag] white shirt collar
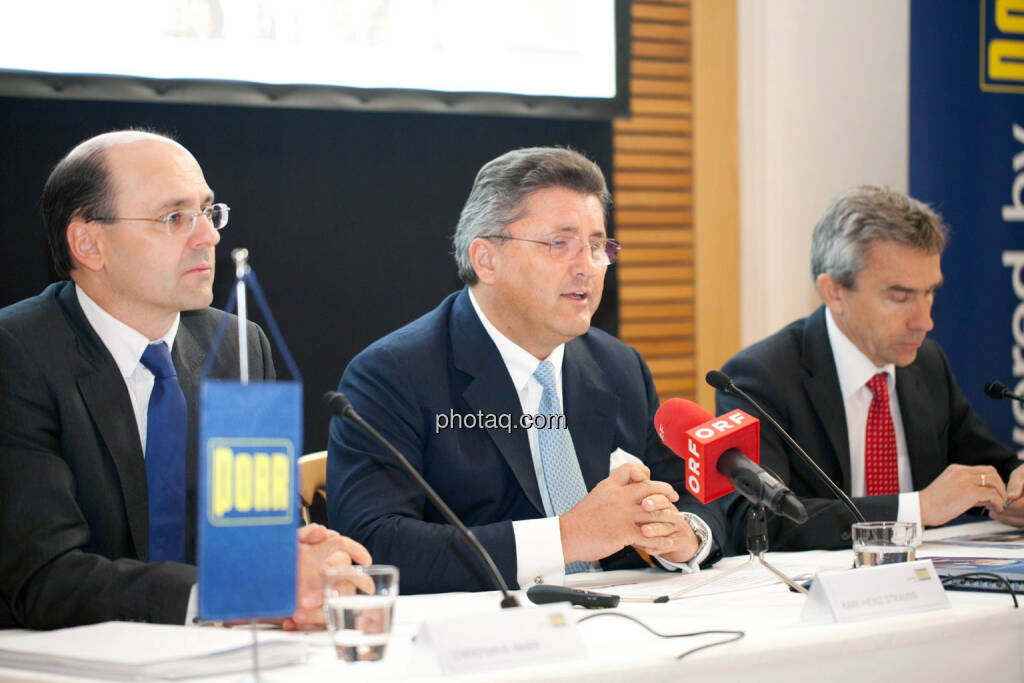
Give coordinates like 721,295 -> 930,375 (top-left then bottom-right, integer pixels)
75,284 -> 180,379
466,287 -> 565,393
824,307 -> 895,399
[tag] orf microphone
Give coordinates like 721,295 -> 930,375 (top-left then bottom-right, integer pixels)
706,370 -> 866,524
323,391 -> 520,608
984,380 -> 1023,402
654,399 -> 807,524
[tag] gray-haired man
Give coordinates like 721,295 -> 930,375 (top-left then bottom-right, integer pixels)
715,185 -> 1024,554
328,147 -> 725,594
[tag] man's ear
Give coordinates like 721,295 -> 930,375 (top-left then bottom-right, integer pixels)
66,219 -> 104,272
816,272 -> 845,315
468,237 -> 497,286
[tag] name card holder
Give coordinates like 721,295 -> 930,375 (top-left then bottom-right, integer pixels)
417,604 -> 585,675
801,559 -> 950,624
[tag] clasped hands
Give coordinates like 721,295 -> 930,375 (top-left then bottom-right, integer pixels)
559,463 -> 699,566
285,524 -> 371,630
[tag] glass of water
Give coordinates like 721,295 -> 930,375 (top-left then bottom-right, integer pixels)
852,522 -> 917,567
322,564 -> 399,662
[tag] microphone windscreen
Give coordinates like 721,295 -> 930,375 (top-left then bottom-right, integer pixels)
654,398 -> 713,458
984,381 -> 1009,400
654,398 -> 713,436
705,370 -> 732,391
322,391 -> 352,418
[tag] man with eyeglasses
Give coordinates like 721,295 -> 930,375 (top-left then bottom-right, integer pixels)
0,130 -> 369,629
328,147 -> 724,594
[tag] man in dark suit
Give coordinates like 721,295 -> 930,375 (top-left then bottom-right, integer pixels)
328,147 -> 724,594
716,185 -> 1024,554
0,131 -> 369,629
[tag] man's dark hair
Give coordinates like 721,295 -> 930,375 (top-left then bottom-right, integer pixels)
41,129 -> 176,279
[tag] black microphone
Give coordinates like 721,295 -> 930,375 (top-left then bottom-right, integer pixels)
705,370 -> 866,523
323,391 -> 520,608
984,380 -> 1023,402
717,449 -> 808,524
526,584 -> 621,608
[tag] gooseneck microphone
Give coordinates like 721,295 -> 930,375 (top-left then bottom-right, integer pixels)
705,370 -> 866,524
323,391 -> 520,608
984,380 -> 1024,403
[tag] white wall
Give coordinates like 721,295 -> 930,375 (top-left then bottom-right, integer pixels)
738,0 -> 909,345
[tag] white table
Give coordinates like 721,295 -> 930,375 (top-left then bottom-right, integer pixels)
2,521 -> 1023,682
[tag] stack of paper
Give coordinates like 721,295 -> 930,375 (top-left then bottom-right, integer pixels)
0,621 -> 309,680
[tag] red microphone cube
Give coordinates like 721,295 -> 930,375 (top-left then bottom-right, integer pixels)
683,409 -> 760,503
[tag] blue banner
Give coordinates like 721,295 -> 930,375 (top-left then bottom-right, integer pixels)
910,0 -> 1024,455
197,380 -> 301,620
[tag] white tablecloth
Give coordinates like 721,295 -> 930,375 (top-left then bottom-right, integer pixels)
2,520 -> 1022,682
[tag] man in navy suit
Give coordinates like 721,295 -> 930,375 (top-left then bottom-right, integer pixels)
328,147 -> 724,594
0,131 -> 369,629
715,185 -> 1024,553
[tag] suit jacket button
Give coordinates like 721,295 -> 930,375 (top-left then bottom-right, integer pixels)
841,532 -> 851,540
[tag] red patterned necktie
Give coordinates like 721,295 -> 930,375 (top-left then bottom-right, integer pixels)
865,372 -> 899,495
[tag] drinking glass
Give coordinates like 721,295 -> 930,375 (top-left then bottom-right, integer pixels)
322,564 -> 399,662
851,521 -> 917,567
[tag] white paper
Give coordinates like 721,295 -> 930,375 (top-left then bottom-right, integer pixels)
0,622 -> 308,680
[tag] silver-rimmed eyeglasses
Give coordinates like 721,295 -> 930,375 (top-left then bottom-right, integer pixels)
482,234 -> 621,266
88,203 -> 230,236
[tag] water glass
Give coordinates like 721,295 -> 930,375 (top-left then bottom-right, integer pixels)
851,521 -> 917,567
322,564 -> 399,662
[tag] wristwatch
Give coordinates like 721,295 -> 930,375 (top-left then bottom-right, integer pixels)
680,512 -> 712,572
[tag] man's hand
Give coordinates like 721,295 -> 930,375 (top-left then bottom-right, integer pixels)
559,463 -> 690,564
919,464 -> 1005,527
282,524 -> 372,630
994,464 -> 1024,527
634,493 -> 699,564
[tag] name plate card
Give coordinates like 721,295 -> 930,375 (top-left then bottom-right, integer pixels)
418,604 -> 585,675
801,559 -> 950,624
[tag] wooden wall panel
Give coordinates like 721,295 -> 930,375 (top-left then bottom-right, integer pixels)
615,0 -> 740,410
614,0 -> 698,402
692,0 -> 740,410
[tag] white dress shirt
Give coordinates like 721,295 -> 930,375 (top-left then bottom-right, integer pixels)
466,289 -> 706,587
824,308 -> 922,530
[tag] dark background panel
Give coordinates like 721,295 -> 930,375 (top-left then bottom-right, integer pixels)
0,96 -> 617,451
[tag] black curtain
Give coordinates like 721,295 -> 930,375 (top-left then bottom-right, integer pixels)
0,96 -> 617,451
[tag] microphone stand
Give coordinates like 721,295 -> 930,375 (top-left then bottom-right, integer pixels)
666,504 -> 808,598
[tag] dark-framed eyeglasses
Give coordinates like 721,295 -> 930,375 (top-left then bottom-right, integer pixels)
88,203 -> 230,236
481,234 -> 621,265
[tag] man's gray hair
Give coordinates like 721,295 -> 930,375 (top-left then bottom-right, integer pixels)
452,146 -> 611,284
810,185 -> 948,288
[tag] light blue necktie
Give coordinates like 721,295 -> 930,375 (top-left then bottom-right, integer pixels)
140,342 -> 187,563
533,360 -> 591,574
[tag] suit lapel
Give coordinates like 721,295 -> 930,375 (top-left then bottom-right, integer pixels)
800,307 -> 853,491
562,341 -> 618,490
895,364 -> 938,489
58,284 -> 150,559
173,318 -> 206,561
450,291 -> 545,513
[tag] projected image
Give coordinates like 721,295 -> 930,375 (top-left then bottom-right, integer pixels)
0,0 -> 617,98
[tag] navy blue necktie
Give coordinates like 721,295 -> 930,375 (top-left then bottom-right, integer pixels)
140,342 -> 187,563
